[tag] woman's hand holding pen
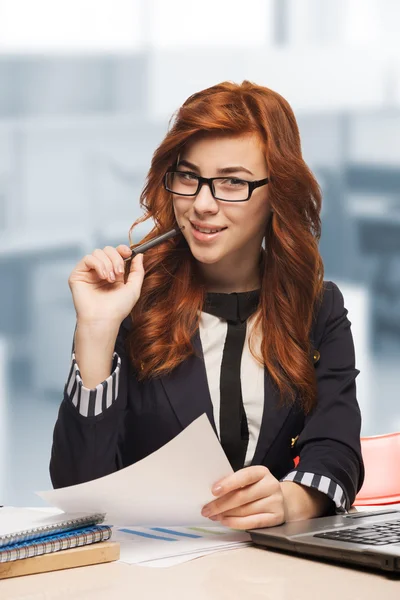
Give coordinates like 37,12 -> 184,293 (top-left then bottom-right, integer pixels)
68,229 -> 181,389
68,245 -> 145,326
201,466 -> 286,530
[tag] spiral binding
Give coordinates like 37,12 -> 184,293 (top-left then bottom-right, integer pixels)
0,512 -> 105,548
0,525 -> 112,563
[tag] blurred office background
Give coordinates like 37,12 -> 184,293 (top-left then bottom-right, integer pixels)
1,0 -> 400,505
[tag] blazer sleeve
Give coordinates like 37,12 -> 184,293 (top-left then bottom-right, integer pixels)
65,351 -> 121,417
49,318 -> 131,488
287,281 -> 365,510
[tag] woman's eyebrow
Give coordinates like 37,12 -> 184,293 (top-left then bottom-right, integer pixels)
178,159 -> 254,176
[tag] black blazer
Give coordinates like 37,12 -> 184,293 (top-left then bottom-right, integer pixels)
50,281 -> 365,507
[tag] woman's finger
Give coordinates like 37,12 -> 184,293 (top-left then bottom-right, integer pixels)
81,254 -> 108,280
211,466 -> 270,497
103,245 -> 128,280
215,496 -> 281,519
202,477 -> 278,518
116,244 -> 133,259
92,249 -> 115,283
217,510 -> 285,531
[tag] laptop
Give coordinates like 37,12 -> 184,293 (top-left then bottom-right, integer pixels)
248,509 -> 400,573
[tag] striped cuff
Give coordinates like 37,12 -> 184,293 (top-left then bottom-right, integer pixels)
65,352 -> 121,417
281,471 -> 348,513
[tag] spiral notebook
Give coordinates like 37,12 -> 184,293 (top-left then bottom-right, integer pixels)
0,508 -> 105,548
0,525 -> 112,563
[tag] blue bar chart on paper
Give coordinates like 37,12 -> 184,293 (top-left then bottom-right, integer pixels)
113,525 -> 251,567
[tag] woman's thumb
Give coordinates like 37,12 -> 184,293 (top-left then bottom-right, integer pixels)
126,253 -> 145,285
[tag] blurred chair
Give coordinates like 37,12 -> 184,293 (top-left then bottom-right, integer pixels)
353,432 -> 400,506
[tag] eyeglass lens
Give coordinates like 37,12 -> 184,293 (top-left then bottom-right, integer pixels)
165,171 -> 249,201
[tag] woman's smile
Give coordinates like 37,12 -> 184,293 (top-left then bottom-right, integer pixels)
189,220 -> 228,242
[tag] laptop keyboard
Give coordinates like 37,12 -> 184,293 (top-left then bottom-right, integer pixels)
314,519 -> 400,545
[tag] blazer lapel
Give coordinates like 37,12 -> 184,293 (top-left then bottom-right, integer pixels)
160,331 -> 217,436
160,332 -> 294,465
251,368 -> 293,465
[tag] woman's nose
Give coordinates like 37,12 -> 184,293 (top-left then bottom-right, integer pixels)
192,182 -> 219,213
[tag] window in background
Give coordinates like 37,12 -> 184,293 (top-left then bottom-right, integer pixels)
148,0 -> 273,47
0,0 -> 144,52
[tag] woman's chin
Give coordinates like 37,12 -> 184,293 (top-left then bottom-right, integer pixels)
190,248 -> 224,265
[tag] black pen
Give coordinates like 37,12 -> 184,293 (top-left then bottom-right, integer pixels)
123,226 -> 185,283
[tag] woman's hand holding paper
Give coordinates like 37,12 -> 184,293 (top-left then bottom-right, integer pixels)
201,466 -> 286,530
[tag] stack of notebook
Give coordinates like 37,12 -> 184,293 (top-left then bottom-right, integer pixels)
0,508 -> 119,578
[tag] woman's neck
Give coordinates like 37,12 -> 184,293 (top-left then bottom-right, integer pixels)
206,282 -> 260,294
198,261 -> 262,294
193,247 -> 266,294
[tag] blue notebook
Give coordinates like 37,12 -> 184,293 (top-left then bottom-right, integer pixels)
0,508 -> 105,548
0,525 -> 112,563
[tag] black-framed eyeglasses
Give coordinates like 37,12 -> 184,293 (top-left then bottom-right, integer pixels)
163,169 -> 269,202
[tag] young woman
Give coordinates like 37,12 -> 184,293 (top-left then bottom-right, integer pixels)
50,81 -> 364,530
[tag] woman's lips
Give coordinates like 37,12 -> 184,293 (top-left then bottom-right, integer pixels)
190,222 -> 227,242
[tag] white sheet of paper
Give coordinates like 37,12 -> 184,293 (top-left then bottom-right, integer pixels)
113,524 -> 251,565
0,508 -> 68,537
137,546 -> 246,568
0,508 -> 101,539
37,414 -> 234,526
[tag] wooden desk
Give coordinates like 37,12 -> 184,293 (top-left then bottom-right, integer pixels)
1,544 -> 399,600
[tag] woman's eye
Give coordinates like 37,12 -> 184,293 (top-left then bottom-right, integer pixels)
178,171 -> 197,180
222,178 -> 246,186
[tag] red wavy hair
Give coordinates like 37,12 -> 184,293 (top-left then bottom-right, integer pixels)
127,80 -> 324,413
